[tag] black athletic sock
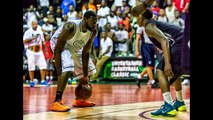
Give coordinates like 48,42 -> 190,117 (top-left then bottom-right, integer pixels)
54,91 -> 63,102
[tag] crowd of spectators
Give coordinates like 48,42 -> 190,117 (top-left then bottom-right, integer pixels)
23,0 -> 190,83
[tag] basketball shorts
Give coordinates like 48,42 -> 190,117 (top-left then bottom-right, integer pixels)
156,44 -> 182,81
141,42 -> 155,67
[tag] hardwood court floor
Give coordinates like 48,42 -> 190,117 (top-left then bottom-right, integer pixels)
23,82 -> 190,120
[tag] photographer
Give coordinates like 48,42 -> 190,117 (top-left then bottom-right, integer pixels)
24,5 -> 40,29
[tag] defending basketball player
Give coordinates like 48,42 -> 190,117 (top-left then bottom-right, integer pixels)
50,10 -> 97,112
132,7 -> 187,117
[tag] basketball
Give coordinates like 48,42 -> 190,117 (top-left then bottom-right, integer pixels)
75,83 -> 92,100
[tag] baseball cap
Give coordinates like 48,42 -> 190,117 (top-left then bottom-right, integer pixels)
43,17 -> 48,22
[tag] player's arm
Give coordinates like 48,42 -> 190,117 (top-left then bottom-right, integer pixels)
54,22 -> 75,76
81,29 -> 97,84
92,44 -> 98,60
135,32 -> 142,58
145,23 -> 174,77
131,0 -> 155,17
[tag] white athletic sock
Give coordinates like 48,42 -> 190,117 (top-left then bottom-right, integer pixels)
163,92 -> 173,105
150,80 -> 155,84
176,90 -> 183,102
46,76 -> 49,80
137,74 -> 142,79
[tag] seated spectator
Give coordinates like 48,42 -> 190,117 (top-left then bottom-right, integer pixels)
91,31 -> 113,81
171,10 -> 185,29
158,9 -> 169,23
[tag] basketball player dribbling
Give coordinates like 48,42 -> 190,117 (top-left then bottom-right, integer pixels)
50,10 -> 97,112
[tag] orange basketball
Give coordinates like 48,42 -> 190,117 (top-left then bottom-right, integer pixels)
75,83 -> 92,100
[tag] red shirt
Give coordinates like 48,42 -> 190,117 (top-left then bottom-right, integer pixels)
43,40 -> 53,60
173,0 -> 190,12
150,7 -> 160,13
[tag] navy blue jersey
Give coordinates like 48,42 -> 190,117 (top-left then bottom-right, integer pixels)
146,20 -> 184,49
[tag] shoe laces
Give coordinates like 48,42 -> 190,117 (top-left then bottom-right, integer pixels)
159,104 -> 168,111
54,100 -> 66,106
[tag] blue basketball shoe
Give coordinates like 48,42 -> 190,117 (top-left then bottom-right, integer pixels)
40,80 -> 50,87
151,101 -> 177,117
173,99 -> 187,111
30,81 -> 35,87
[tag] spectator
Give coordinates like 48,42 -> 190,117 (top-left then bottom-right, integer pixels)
24,5 -> 40,29
47,5 -> 56,16
165,0 -> 176,23
158,9 -> 169,22
41,17 -> 53,34
82,0 -> 97,12
150,0 -> 161,13
171,10 -> 185,29
91,31 -> 113,81
60,0 -> 76,15
37,0 -> 50,17
173,0 -> 190,21
82,3 -> 93,15
115,23 -> 128,56
23,21 -> 49,87
42,33 -> 54,84
55,6 -> 63,27
67,4 -> 78,20
120,0 -> 131,15
106,9 -> 119,30
97,1 -> 110,32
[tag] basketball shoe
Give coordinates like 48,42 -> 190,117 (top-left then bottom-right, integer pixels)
151,101 -> 177,117
40,80 -> 50,87
30,81 -> 35,87
51,100 -> 70,112
173,99 -> 187,111
72,99 -> 95,107
136,74 -> 142,88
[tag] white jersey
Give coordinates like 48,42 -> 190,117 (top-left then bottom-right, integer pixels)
51,19 -> 92,55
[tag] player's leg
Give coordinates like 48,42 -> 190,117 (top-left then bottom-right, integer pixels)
171,44 -> 187,111
146,66 -> 154,84
150,58 -> 177,117
173,76 -> 187,111
136,42 -> 147,87
51,50 -> 74,112
136,67 -> 147,88
145,44 -> 155,85
72,56 -> 96,107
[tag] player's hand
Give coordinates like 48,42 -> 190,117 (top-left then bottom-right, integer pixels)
80,76 -> 89,85
164,63 -> 174,78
